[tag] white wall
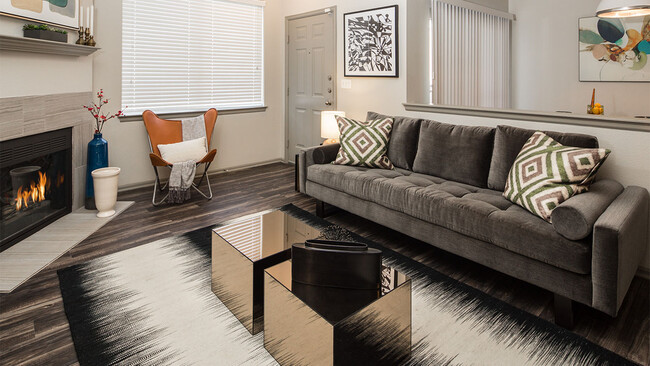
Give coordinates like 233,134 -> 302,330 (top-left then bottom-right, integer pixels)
91,0 -> 286,188
282,0 -> 408,120
509,0 -> 650,117
0,17 -> 92,97
467,0 -> 509,12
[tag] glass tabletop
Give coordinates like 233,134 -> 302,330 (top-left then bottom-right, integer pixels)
213,209 -> 322,262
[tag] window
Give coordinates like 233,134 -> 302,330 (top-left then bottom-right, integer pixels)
122,0 -> 265,116
431,0 -> 512,108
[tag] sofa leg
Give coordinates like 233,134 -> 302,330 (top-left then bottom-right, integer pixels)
316,200 -> 326,218
554,293 -> 574,329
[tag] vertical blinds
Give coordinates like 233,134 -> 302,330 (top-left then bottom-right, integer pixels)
432,0 -> 511,108
122,0 -> 264,115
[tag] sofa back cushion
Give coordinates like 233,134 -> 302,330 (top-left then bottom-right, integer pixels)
412,119 -> 495,188
367,111 -> 421,170
488,125 -> 599,191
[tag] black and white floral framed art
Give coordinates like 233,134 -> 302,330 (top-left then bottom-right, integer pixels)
344,5 -> 398,77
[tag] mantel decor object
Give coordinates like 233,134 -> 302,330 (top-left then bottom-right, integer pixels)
23,24 -> 67,43
76,26 -> 85,44
344,5 -> 399,77
83,90 -> 125,209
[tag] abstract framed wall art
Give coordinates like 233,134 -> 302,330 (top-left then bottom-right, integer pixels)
0,0 -> 79,30
579,16 -> 650,82
344,5 -> 398,77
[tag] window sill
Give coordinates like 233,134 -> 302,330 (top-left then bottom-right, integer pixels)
403,103 -> 650,133
119,106 -> 268,122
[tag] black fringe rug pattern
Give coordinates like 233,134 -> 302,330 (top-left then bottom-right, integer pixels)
58,204 -> 636,365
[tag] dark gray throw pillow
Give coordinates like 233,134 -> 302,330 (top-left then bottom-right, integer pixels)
412,120 -> 495,188
367,111 -> 421,170
551,179 -> 623,240
487,125 -> 599,191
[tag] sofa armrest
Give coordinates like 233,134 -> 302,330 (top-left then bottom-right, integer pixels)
298,144 -> 340,193
592,186 -> 649,316
551,179 -> 624,240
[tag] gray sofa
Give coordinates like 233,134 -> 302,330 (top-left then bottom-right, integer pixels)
298,111 -> 649,327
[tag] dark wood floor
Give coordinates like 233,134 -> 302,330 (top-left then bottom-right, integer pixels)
0,163 -> 648,365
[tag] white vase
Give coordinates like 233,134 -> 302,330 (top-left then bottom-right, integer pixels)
91,167 -> 120,218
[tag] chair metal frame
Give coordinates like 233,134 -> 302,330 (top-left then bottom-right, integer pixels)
147,136 -> 214,206
143,109 -> 217,206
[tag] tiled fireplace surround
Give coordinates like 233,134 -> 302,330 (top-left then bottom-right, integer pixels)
0,92 -> 94,210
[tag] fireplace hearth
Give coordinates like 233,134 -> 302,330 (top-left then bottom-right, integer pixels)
0,128 -> 72,252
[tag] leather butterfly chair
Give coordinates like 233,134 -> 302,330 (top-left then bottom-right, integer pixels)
142,109 -> 218,206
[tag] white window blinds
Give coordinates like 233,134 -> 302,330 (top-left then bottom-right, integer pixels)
122,0 -> 265,116
432,0 -> 511,108
214,216 -> 263,261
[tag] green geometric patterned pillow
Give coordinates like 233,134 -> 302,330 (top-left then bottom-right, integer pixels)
503,131 -> 610,222
333,116 -> 394,169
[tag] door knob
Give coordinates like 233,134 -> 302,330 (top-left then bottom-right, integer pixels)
325,101 -> 332,106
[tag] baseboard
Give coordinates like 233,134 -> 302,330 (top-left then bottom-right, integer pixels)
117,159 -> 284,193
637,266 -> 650,280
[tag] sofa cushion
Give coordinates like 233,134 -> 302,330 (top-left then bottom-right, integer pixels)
488,125 -> 599,191
157,137 -> 207,163
307,164 -> 591,274
334,116 -> 394,169
551,179 -> 624,240
503,132 -> 611,222
412,120 -> 495,188
367,111 -> 421,170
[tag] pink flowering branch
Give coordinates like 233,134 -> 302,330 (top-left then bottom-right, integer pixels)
83,89 -> 127,133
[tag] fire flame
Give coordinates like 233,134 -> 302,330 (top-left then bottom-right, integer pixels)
14,171 -> 50,211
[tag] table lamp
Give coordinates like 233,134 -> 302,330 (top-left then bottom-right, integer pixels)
321,111 -> 345,145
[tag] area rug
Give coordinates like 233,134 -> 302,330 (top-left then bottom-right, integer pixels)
58,204 -> 635,365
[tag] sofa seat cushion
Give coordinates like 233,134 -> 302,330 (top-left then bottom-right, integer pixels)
307,164 -> 591,274
307,164 -> 406,197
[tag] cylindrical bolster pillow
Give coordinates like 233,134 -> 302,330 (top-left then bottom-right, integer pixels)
552,179 -> 624,240
312,143 -> 340,164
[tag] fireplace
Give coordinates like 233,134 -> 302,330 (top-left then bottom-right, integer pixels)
0,128 -> 72,252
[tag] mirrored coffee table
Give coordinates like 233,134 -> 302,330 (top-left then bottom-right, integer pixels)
264,260 -> 412,365
211,209 -> 322,335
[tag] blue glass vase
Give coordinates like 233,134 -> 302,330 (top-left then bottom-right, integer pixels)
85,132 -> 108,209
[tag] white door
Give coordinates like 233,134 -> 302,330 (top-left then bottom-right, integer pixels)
287,10 -> 336,162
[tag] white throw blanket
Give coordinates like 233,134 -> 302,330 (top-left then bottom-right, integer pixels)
168,115 -> 207,203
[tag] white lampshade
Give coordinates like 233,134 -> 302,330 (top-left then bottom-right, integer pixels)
321,111 -> 346,139
597,0 -> 650,17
